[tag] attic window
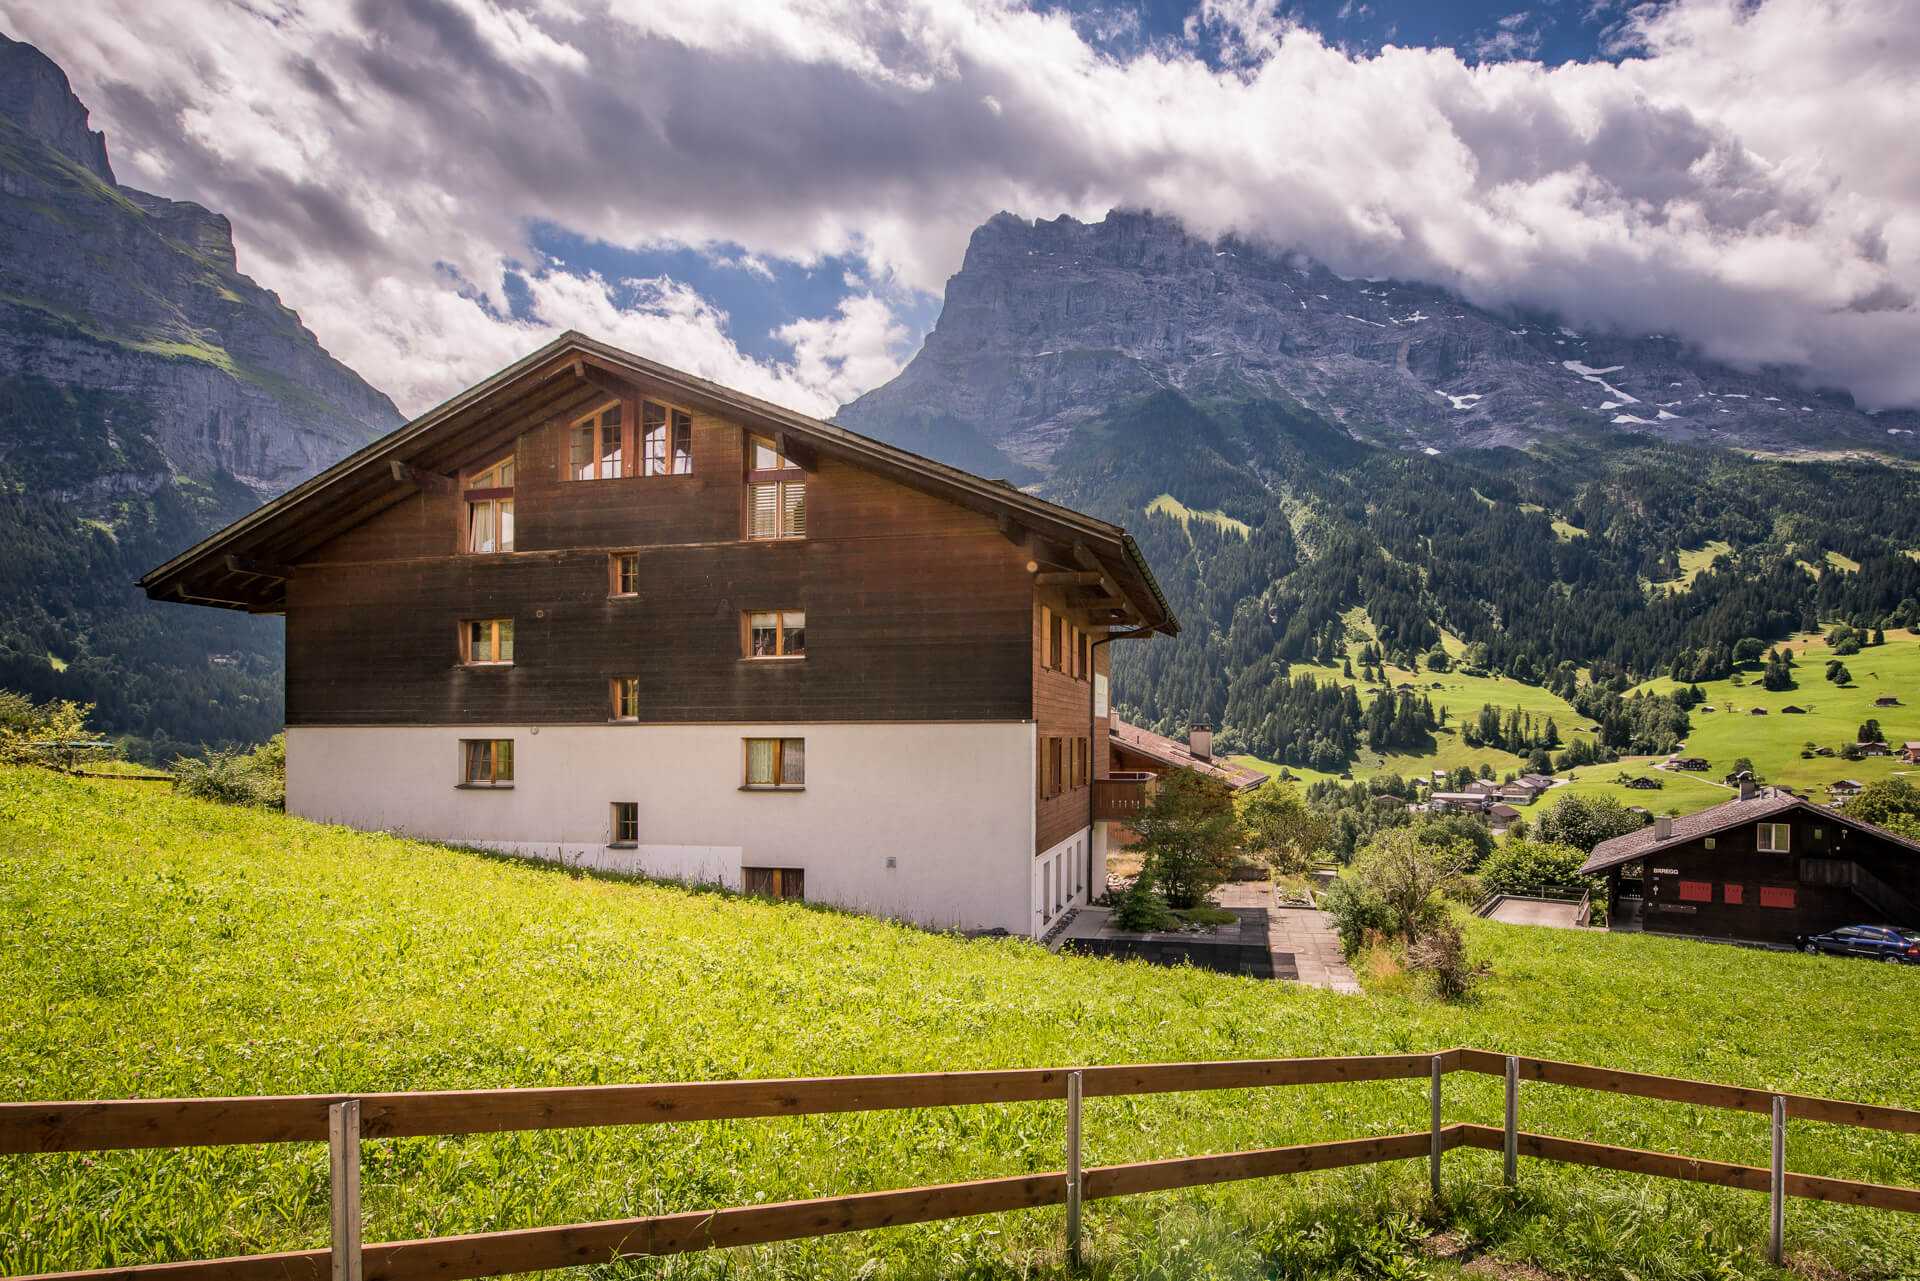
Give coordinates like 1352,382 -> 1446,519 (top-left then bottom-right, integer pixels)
464,456 -> 514,553
643,402 -> 694,476
568,403 -> 624,480
746,434 -> 806,540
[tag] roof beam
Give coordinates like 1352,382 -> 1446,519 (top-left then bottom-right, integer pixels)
1035,570 -> 1102,586
223,554 -> 293,580
387,461 -> 454,494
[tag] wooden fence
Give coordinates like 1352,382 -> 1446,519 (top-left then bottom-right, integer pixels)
4,1048 -> 1918,1281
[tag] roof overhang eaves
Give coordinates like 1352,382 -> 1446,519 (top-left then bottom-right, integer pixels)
141,332 -> 1181,631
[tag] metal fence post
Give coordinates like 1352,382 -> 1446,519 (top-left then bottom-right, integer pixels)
1503,1055 -> 1519,1188
329,1099 -> 362,1281
1429,1055 -> 1443,1202
1065,1070 -> 1083,1267
1770,1094 -> 1786,1266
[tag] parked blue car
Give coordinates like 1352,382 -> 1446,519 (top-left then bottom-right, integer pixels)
1797,925 -> 1920,963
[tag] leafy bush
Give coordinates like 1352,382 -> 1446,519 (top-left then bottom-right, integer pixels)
1533,792 -> 1647,853
1324,827 -> 1472,955
0,690 -> 98,767
1478,839 -> 1594,898
1131,770 -> 1244,908
1239,782 -> 1329,874
171,734 -> 286,809
1112,871 -> 1176,932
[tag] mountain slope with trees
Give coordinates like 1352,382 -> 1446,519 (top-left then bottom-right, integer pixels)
0,35 -> 400,756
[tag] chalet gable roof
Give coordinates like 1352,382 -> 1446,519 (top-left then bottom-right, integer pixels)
1579,790 -> 1920,875
139,332 -> 1176,631
1109,718 -> 1266,790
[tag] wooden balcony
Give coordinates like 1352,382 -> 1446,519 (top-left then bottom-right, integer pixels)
1093,772 -> 1155,822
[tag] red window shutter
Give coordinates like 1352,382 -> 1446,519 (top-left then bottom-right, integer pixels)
1723,883 -> 1744,905
1678,880 -> 1712,903
1759,885 -> 1796,909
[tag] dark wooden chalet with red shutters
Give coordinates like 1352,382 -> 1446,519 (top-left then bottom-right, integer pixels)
1581,776 -> 1920,944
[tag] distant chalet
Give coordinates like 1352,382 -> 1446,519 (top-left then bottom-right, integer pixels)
141,333 -> 1177,938
1581,778 -> 1920,944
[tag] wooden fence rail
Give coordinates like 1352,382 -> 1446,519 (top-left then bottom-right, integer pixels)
5,1049 -> 1918,1281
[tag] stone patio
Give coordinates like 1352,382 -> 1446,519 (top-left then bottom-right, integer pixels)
1051,881 -> 1362,993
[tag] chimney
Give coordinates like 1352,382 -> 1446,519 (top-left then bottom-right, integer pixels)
1654,816 -> 1673,840
1188,723 -> 1212,762
1737,771 -> 1757,801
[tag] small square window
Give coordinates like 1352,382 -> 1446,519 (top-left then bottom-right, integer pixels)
1703,837 -> 1716,850
461,619 -> 513,665
460,739 -> 513,787
610,802 -> 638,845
745,737 -> 805,788
611,553 -> 639,596
745,609 -> 806,658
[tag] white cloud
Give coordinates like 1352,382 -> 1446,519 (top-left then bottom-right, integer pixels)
7,0 -> 1919,415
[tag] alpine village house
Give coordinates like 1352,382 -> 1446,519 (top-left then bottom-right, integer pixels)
1580,775 -> 1920,945
141,335 -> 1177,938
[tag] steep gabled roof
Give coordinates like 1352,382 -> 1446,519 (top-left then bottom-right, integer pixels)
1109,718 -> 1266,790
1579,789 -> 1920,874
139,333 -> 1176,631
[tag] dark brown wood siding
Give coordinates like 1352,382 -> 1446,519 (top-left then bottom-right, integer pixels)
286,420 -> 1036,726
1033,588 -> 1096,856
1631,813 -> 1920,943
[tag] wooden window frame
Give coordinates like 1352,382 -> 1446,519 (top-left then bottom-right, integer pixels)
743,737 -> 806,791
745,433 -> 807,541
463,454 -> 515,554
743,866 -> 805,900
610,801 -> 639,847
1046,736 -> 1064,798
458,738 -> 514,788
610,677 -> 641,722
1757,822 -> 1792,854
609,552 -> 640,598
742,609 -> 807,660
562,398 -> 698,483
459,618 -> 514,666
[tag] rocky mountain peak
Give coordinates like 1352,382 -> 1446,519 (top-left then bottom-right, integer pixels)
0,32 -> 113,184
839,209 -> 1918,475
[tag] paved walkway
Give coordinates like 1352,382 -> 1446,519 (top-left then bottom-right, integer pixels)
1216,882 -> 1364,994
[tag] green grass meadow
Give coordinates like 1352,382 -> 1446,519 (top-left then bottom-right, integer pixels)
5,769 -> 1920,1279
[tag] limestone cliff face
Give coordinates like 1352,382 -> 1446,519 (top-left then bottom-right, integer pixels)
0,32 -> 400,502
838,210 -> 1916,473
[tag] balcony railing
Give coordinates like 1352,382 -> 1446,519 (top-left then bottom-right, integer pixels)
1093,773 -> 1155,822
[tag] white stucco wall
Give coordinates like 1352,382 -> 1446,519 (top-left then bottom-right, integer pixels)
1034,826 -> 1093,937
286,722 -> 1039,934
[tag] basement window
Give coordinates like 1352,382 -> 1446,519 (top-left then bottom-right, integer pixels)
743,867 -> 805,900
610,801 -> 639,846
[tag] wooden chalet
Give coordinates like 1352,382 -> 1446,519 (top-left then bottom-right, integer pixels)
1581,777 -> 1920,945
141,333 -> 1177,938
1095,719 -> 1266,843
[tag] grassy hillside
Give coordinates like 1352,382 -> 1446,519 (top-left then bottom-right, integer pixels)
4,769 -> 1919,1280
1633,632 -> 1920,800
1236,609 -> 1592,787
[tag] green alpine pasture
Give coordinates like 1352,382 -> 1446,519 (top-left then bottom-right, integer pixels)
4,769 -> 1920,1280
